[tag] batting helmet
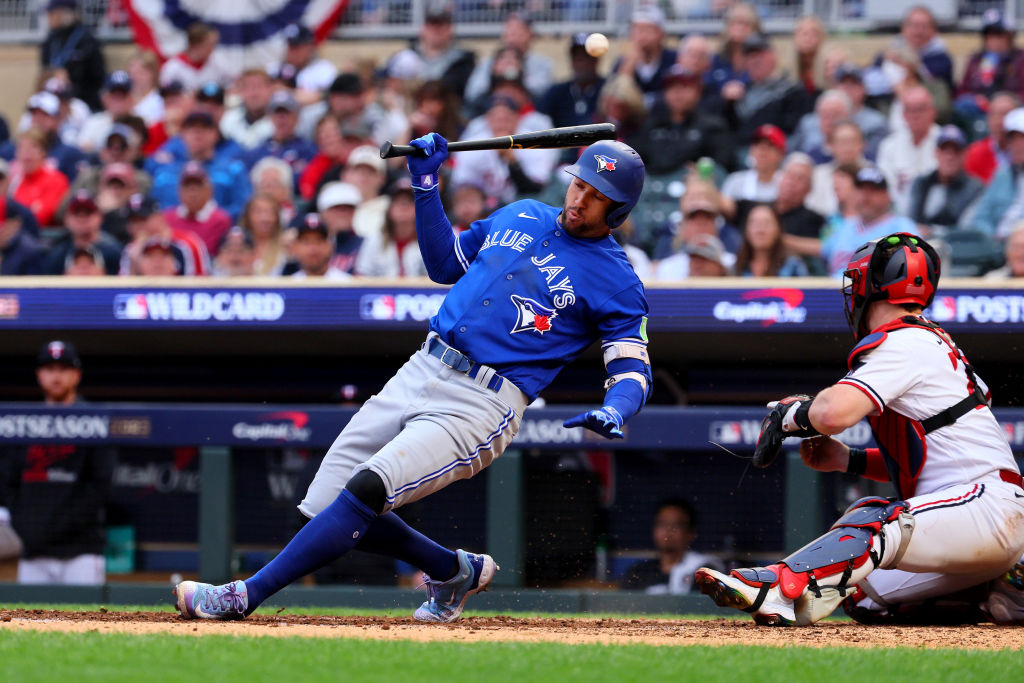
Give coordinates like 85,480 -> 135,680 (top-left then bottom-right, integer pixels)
563,140 -> 645,229
842,233 -> 941,338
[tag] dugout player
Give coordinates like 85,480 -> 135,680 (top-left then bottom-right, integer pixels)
175,135 -> 653,622
695,234 -> 1024,626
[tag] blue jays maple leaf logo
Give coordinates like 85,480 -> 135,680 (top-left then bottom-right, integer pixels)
594,154 -> 617,172
510,294 -> 557,335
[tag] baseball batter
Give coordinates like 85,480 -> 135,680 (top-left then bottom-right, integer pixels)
696,233 -> 1024,626
175,135 -> 652,621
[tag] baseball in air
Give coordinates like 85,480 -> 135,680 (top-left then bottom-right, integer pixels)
585,33 -> 609,58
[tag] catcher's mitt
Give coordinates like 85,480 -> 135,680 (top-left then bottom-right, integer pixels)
752,394 -> 816,468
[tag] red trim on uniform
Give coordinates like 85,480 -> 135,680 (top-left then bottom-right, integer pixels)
864,448 -> 890,482
909,484 -> 980,512
1000,469 -> 1023,489
837,379 -> 883,413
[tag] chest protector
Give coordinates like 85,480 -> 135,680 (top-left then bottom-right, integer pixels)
847,316 -> 988,498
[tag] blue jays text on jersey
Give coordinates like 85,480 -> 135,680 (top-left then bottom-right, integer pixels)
427,198 -> 649,401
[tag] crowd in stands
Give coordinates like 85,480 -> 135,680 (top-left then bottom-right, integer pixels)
4,1 -> 1024,280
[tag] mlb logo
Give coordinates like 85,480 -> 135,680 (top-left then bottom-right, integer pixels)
594,154 -> 617,172
710,421 -> 743,445
927,296 -> 956,322
114,293 -> 149,320
360,294 -> 396,320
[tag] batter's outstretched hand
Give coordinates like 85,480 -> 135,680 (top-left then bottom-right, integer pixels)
407,132 -> 449,181
564,406 -> 625,440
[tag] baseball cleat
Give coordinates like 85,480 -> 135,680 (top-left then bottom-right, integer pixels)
981,561 -> 1024,625
174,580 -> 249,620
413,549 -> 498,623
695,567 -> 795,626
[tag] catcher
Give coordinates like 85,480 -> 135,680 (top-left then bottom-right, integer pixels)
696,233 -> 1024,626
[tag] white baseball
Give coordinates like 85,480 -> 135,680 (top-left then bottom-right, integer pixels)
585,33 -> 609,58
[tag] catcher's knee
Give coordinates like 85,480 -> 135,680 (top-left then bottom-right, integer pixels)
345,469 -> 387,515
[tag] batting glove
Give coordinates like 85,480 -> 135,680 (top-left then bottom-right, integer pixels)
407,132 -> 448,191
563,406 -> 625,440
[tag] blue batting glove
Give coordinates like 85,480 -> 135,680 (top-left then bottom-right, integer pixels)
563,406 -> 625,440
407,133 -> 448,191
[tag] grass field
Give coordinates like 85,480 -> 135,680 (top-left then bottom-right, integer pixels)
1,604 -> 1020,682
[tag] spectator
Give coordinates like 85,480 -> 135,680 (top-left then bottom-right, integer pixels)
876,86 -> 939,214
63,245 -> 106,276
9,129 -> 69,227
684,233 -> 731,277
220,69 -> 274,151
735,204 -> 809,277
212,225 -> 256,277
316,181 -> 363,275
465,13 -> 553,105
964,92 -> 1019,184
149,110 -> 251,220
0,341 -> 115,585
0,196 -> 45,275
340,145 -> 388,238
163,161 -> 233,255
970,108 -> 1024,240
355,179 -> 426,278
134,237 -> 182,276
806,120 -> 870,217
736,153 -> 824,240
597,74 -> 648,143
291,213 -> 350,280
269,24 -> 338,106
120,193 -> 209,276
705,2 -> 759,95
833,64 -> 890,159
539,33 -> 606,136
297,72 -> 380,143
242,91 -> 316,182
20,76 -> 90,148
792,16 -> 826,95
406,80 -> 464,144
872,40 -> 949,128
463,45 -> 527,118
158,22 -> 232,91
788,90 -> 852,163
249,157 -> 296,225
620,499 -> 724,594
128,50 -> 163,126
629,65 -> 735,175
40,0 -> 105,111
655,195 -> 737,279
721,124 -> 785,203
142,81 -> 191,156
871,6 -> 953,100
92,162 -> 142,243
907,126 -> 984,234
384,2 -> 475,101
676,34 -> 713,85
240,194 -> 288,276
721,33 -> 813,143
449,182 -> 491,233
149,82 -> 243,167
984,225 -> 1024,279
820,167 -> 919,277
958,10 -> 1024,102
1,91 -> 88,183
0,159 -> 40,238
43,189 -> 121,275
614,5 -> 677,110
451,95 -> 557,205
76,71 -> 134,154
64,125 -> 150,215
298,116 -> 371,202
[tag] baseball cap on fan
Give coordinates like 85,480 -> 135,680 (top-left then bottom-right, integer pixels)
37,340 -> 81,369
317,182 -> 362,212
283,23 -> 314,46
631,4 -> 665,25
27,91 -> 60,117
347,145 -> 386,174
752,124 -> 786,152
1004,108 -> 1024,136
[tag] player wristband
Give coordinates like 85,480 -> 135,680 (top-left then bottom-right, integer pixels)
411,173 -> 439,192
793,400 -> 819,435
846,448 -> 867,475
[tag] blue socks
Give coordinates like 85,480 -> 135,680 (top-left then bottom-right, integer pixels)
244,489 -> 376,611
358,512 -> 459,581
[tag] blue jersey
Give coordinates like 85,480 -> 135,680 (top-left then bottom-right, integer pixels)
429,199 -> 648,401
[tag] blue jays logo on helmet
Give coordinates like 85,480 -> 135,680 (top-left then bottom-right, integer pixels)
595,154 -> 617,172
510,295 -> 557,335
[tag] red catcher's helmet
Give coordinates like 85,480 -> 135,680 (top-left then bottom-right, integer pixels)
842,233 -> 941,338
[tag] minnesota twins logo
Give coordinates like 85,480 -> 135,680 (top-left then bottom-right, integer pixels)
594,154 -> 617,172
510,295 -> 557,335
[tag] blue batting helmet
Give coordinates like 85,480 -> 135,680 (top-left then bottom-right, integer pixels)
564,140 -> 645,229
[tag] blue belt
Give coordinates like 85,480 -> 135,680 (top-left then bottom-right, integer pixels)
426,337 -> 505,393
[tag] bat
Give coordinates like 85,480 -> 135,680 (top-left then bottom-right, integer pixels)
379,123 -> 617,159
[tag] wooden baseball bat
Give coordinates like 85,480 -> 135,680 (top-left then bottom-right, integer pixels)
379,123 -> 617,159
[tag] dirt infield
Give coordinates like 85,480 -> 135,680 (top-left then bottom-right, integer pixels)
0,609 -> 1021,649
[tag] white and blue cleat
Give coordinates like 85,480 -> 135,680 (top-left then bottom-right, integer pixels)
174,580 -> 249,620
414,549 -> 498,623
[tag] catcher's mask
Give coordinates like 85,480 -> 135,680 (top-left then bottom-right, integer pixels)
842,232 -> 941,339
